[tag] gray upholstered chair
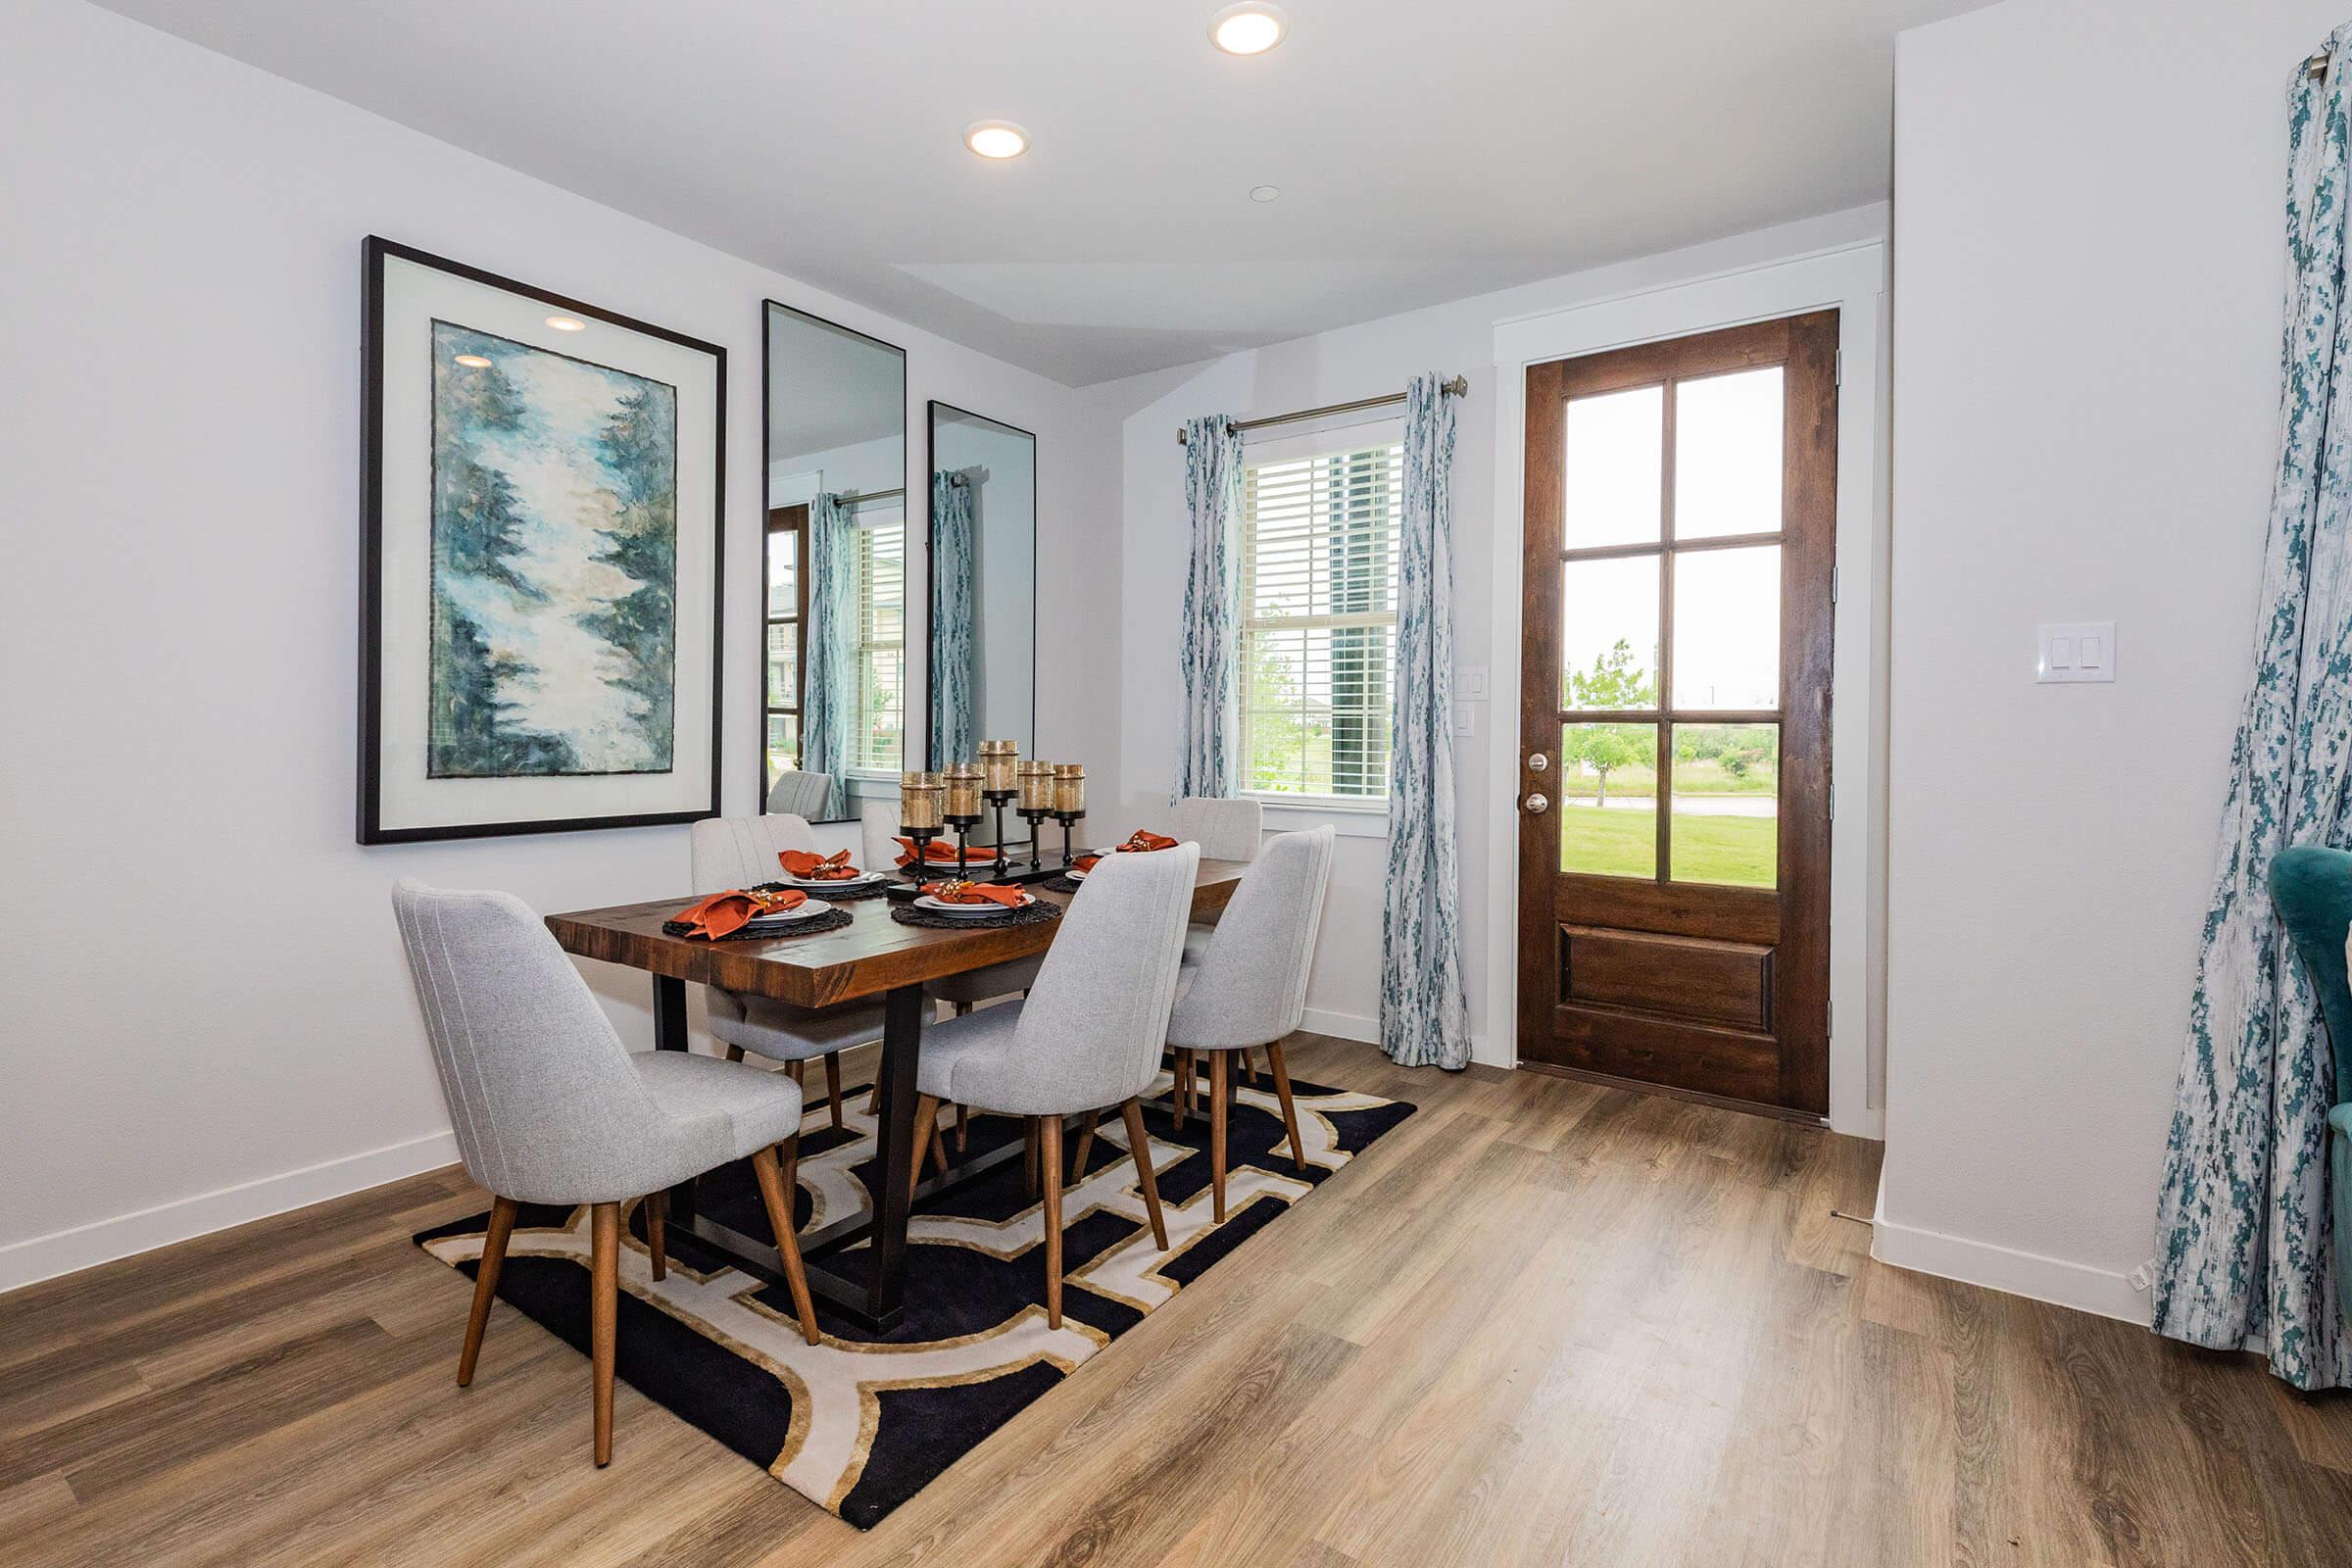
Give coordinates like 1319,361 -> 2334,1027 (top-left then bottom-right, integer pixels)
391,879 -> 818,1467
906,843 -> 1200,1327
1163,826 -> 1335,1220
690,813 -> 885,1130
765,768 -> 833,818
1169,796 -> 1264,862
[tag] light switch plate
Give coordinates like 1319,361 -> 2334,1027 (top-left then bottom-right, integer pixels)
1454,666 -> 1490,703
1452,702 -> 1477,737
2037,621 -> 2116,683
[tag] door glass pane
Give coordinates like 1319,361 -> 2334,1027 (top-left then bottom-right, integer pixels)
1563,386 -> 1663,550
1558,721 -> 1657,878
1675,368 -> 1783,540
1560,556 -> 1659,710
765,621 -> 799,708
765,712 -> 800,778
1671,545 -> 1781,709
1669,723 -> 1778,888
767,528 -> 799,615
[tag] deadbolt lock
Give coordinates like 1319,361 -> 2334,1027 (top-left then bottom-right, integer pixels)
1523,793 -> 1550,814
1527,753 -> 1549,773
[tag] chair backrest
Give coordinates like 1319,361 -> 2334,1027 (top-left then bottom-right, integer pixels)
691,813 -> 817,894
860,800 -> 900,874
2272,846 -> 2352,1110
766,769 -> 834,818
1003,842 -> 1200,1111
390,879 -> 671,1203
1167,826 -> 1335,1050
1169,796 -> 1262,862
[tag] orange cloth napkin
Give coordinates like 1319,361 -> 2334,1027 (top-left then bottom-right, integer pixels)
918,880 -> 1028,908
896,836 -> 973,868
1076,829 -> 1180,872
668,887 -> 806,940
778,849 -> 859,880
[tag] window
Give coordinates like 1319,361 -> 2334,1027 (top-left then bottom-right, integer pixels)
851,516 -> 905,774
762,508 -> 805,784
1240,438 -> 1400,803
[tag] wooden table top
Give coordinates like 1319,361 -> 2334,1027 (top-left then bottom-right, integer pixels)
544,858 -> 1250,1009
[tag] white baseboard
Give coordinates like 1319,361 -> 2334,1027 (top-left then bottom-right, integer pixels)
0,1129 -> 461,1297
1299,1006 -> 1506,1068
1870,1211 -> 2151,1326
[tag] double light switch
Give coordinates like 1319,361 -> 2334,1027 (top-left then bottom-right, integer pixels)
2036,622 -> 2116,684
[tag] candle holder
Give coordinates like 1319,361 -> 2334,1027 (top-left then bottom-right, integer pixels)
900,771 -> 945,883
1017,760 -> 1054,873
977,741 -> 1020,876
1051,763 -> 1087,869
943,762 -> 985,876
1052,808 -> 1087,869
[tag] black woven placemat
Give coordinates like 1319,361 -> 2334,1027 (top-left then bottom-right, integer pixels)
889,900 -> 1063,932
1041,874 -> 1084,894
662,906 -> 857,941
751,878 -> 894,903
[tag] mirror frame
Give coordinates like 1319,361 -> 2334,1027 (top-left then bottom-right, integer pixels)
760,299 -> 914,818
924,400 -> 1039,769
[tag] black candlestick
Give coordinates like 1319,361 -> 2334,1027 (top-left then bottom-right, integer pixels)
1053,808 -> 1086,869
945,810 -> 983,877
897,822 -> 942,884
1017,806 -> 1053,871
984,788 -> 1016,876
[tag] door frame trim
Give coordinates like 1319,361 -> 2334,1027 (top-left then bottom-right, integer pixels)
1488,237 -> 1887,1138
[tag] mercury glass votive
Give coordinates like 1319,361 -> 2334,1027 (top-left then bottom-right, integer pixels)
944,762 -> 984,819
1053,762 -> 1087,815
1018,760 -> 1054,810
979,739 -> 1019,794
901,772 -> 944,830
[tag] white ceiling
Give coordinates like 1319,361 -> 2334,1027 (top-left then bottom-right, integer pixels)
90,0 -> 2002,386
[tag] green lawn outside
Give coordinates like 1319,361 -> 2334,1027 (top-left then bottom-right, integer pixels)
1556,806 -> 1778,888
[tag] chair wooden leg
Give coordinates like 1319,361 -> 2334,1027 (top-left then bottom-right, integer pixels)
787,1059 -> 806,1092
823,1052 -> 844,1132
929,1115 -> 950,1177
954,1001 -> 973,1017
750,1144 -> 821,1347
779,1137 -> 800,1201
1266,1041 -> 1307,1172
645,1192 -> 668,1282
1240,1047 -> 1259,1085
590,1201 -> 618,1466
458,1195 -> 517,1387
1070,1108 -> 1097,1179
724,1045 -> 745,1063
1120,1099 -> 1169,1250
1039,1115 -> 1064,1329
1171,1051 -> 1192,1130
1024,1117 -> 1040,1198
909,1094 -> 941,1189
955,1101 -> 969,1152
1209,1050 -> 1229,1223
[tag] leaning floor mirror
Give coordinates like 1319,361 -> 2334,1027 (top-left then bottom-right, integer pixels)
762,302 -> 912,822
926,402 -> 1037,808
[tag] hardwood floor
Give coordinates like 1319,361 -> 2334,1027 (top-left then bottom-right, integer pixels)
4,1034 -> 2351,1566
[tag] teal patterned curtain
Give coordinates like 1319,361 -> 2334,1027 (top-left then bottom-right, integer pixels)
929,472 -> 976,764
799,492 -> 854,819
1176,416 -> 1242,800
2155,32 -> 2352,1391
1382,374 -> 1469,1070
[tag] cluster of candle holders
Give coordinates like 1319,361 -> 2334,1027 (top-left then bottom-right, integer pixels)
900,747 -> 1084,883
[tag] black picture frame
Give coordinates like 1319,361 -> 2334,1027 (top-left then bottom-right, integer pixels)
359,236 -> 726,844
924,400 -> 1040,769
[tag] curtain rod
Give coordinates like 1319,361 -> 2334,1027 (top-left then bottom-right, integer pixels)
839,487 -> 904,506
1176,375 -> 1470,446
2311,51 -> 2330,78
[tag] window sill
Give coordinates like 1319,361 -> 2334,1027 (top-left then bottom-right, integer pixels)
1246,795 -> 1392,839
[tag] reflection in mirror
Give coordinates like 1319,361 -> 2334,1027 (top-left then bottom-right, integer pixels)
763,302 -> 910,822
926,404 -> 1036,767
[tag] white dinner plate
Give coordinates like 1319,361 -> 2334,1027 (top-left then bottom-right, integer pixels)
742,898 -> 833,929
914,895 -> 1026,917
777,871 -> 884,889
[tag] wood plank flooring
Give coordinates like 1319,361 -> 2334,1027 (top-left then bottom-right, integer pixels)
4,1035 -> 2350,1566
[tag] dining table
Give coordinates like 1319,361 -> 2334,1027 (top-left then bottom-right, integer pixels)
543,856 -> 1249,1333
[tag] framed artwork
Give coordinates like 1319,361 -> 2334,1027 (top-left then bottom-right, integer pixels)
359,237 -> 725,843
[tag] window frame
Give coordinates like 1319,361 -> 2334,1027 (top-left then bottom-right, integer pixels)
1236,428 -> 1405,812
847,512 -> 906,779
762,504 -> 808,786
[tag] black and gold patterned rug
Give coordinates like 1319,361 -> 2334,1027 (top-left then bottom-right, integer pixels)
414,1058 -> 1414,1528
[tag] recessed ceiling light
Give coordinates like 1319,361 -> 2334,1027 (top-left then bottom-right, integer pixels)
1250,184 -> 1282,203
964,121 -> 1030,160
1209,3 -> 1288,56
453,354 -> 493,368
545,316 -> 586,332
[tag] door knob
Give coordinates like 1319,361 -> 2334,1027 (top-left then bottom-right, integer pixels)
1523,793 -> 1550,814
1527,753 -> 1550,773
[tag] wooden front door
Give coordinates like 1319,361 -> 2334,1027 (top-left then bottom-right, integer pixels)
1515,313 -> 1837,1114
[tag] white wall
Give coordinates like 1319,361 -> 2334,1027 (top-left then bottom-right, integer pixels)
0,0 -> 1123,1291
1877,0 -> 2336,1321
1094,206 -> 1891,1099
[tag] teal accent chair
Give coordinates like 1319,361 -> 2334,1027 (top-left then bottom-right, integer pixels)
2268,845 -> 2352,1325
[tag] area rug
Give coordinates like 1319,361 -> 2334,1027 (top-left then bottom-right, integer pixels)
415,1060 -> 1414,1527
